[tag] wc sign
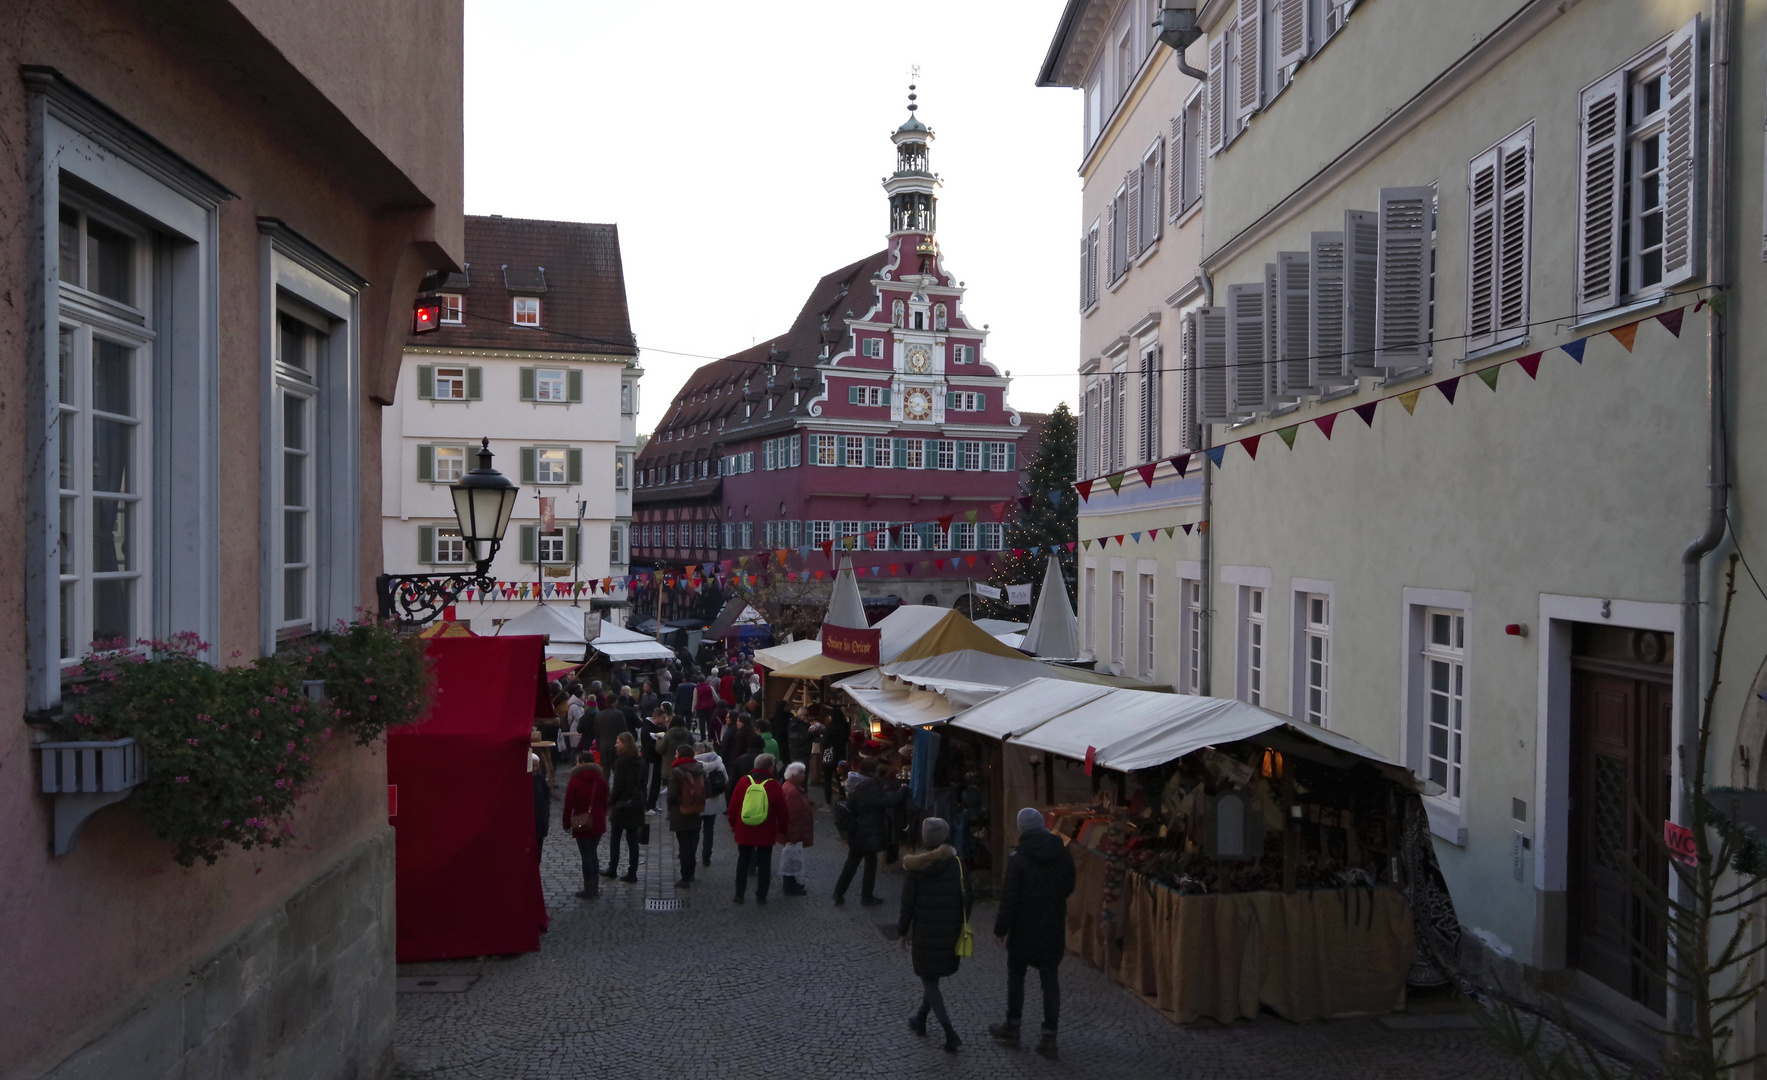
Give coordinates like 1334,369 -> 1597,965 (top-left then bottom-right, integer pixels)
1664,820 -> 1698,867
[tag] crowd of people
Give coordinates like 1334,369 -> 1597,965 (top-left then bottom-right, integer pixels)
535,658 -> 1076,1058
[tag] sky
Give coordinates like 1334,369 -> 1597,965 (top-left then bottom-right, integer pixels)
463,0 -> 1081,436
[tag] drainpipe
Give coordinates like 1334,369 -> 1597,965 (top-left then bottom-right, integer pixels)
1200,422 -> 1214,695
1681,0 -> 1731,787
1158,5 -> 1210,82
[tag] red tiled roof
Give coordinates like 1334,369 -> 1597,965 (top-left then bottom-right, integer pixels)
410,215 -> 635,355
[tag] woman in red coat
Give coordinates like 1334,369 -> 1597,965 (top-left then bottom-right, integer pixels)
777,761 -> 815,896
560,752 -> 609,900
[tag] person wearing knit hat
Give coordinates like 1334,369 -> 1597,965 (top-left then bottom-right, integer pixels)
897,816 -> 969,1052
988,808 -> 1076,1061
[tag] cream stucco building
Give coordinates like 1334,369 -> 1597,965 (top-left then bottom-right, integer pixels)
1046,0 -> 1767,1058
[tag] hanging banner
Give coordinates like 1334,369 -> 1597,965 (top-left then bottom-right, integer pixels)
975,582 -> 1002,600
822,624 -> 881,665
1007,583 -> 1033,606
539,496 -> 555,532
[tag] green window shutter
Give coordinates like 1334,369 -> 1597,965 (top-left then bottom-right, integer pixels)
417,365 -> 435,399
892,438 -> 905,468
418,525 -> 435,564
519,524 -> 537,564
519,367 -> 536,401
567,447 -> 583,484
881,388 -> 891,405
946,392 -> 958,410
863,437 -> 875,467
566,526 -> 580,564
567,369 -> 584,402
982,443 -> 994,471
848,385 -> 860,404
836,435 -> 847,465
954,442 -> 968,472
977,392 -> 987,410
417,445 -> 434,482
1006,443 -> 1017,471
520,447 -> 537,484
466,367 -> 483,400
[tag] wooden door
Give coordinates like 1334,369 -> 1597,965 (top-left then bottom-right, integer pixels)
1569,661 -> 1673,1013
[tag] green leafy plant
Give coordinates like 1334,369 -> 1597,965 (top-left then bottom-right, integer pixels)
52,617 -> 432,866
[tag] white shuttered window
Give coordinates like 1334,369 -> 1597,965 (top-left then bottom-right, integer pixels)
1373,187 -> 1434,371
1310,231 -> 1349,383
1466,125 -> 1534,353
1225,283 -> 1269,416
1275,251 -> 1313,395
1193,308 -> 1231,424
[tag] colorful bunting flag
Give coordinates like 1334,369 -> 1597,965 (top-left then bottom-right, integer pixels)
1106,473 -> 1125,494
1204,446 -> 1226,467
1130,532 -> 1141,543
1437,377 -> 1460,405
1353,401 -> 1379,427
1242,434 -> 1262,460
1074,480 -> 1094,502
1609,321 -> 1639,352
1181,523 -> 1193,535
965,509 -> 978,523
1397,390 -> 1421,414
1316,413 -> 1338,439
1047,489 -> 1064,507
1516,352 -> 1544,379
1477,366 -> 1500,391
1165,526 -> 1176,538
1561,338 -> 1587,363
1137,463 -> 1158,487
1277,426 -> 1298,450
1114,534 -> 1125,546
1658,308 -> 1685,337
1170,453 -> 1191,478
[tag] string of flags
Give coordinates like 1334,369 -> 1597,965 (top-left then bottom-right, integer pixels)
1070,302 -> 1702,536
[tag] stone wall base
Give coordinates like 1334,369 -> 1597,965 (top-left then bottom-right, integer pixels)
37,828 -> 395,1080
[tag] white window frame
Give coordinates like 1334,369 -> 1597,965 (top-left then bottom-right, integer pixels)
1110,567 -> 1126,670
439,293 -> 463,324
1083,564 -> 1098,655
537,528 -> 567,563
862,337 -> 883,358
1401,587 -> 1474,844
808,520 -> 833,546
433,443 -> 468,484
433,365 -> 467,400
1138,571 -> 1156,679
614,455 -> 627,490
936,440 -> 956,470
535,447 -> 569,485
434,527 -> 467,565
1180,570 -> 1204,694
844,437 -> 865,468
534,367 -> 568,402
815,433 -> 838,465
512,296 -> 540,326
609,525 -> 624,565
979,522 -> 1004,551
1241,585 -> 1267,706
1291,580 -> 1334,727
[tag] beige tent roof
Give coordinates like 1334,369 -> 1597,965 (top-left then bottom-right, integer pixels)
890,609 -> 1028,664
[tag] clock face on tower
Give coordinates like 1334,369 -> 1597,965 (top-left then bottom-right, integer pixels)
906,343 -> 931,373
903,387 -> 934,420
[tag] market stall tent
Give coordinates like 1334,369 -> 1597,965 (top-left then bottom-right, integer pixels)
588,619 -> 675,662
1020,555 -> 1081,659
495,603 -> 590,660
766,603 -> 954,680
751,637 -> 822,670
389,633 -> 550,962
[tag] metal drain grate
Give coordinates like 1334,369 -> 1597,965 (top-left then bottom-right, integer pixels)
645,898 -> 684,912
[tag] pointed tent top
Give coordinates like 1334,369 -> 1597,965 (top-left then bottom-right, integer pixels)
823,555 -> 868,630
1021,555 -> 1081,659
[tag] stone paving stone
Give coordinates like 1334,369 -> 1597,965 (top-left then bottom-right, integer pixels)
395,793 -> 1536,1079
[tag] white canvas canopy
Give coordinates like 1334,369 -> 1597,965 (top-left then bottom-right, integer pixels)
841,685 -> 958,729
751,638 -> 823,670
823,557 -> 867,629
972,619 -> 1028,636
495,603 -> 592,659
587,619 -> 675,662
1020,556 -> 1081,659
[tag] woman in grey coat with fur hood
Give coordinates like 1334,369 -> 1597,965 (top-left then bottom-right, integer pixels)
896,817 -> 970,1053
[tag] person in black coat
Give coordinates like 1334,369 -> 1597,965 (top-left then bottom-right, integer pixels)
642,704 -> 669,811
897,817 -> 969,1052
602,733 -> 645,882
591,705 -> 632,768
835,763 -> 910,905
988,809 -> 1076,1060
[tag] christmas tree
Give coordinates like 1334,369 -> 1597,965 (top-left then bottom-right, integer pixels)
976,402 -> 1077,620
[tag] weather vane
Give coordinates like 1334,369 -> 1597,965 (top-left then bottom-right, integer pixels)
908,65 -> 920,112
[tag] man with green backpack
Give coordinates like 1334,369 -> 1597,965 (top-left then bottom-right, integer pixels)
726,753 -> 790,905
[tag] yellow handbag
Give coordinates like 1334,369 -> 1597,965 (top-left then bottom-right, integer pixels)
955,861 -> 975,958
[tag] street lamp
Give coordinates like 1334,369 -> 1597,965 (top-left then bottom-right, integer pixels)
377,437 -> 519,625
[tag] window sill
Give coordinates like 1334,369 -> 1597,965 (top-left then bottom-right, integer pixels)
1460,336 -> 1529,365
1135,241 -> 1160,267
1569,292 -> 1669,332
1107,273 -> 1129,294
1173,200 -> 1204,229
1376,364 -> 1434,389
1081,301 -> 1100,319
1424,796 -> 1468,846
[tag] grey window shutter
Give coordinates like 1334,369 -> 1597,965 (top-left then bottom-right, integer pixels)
1264,262 -> 1280,403
1496,129 -> 1534,340
1127,168 -> 1143,258
1169,115 -> 1184,218
1660,17 -> 1701,288
1373,187 -> 1434,371
1225,283 -> 1269,416
1138,354 -> 1152,462
982,442 -> 994,472
417,445 -> 434,482
519,367 -> 536,401
1177,320 -> 1195,452
848,385 -> 860,404
1146,140 -> 1163,242
567,447 -> 583,484
520,447 -> 537,484
1276,251 -> 1314,394
519,524 -> 536,564
466,366 -> 483,400
417,365 -> 435,399
977,392 -> 986,410
1207,32 -> 1226,154
566,526 -> 580,564
418,525 -> 435,564
1309,231 -> 1348,383
1197,308 -> 1231,424
1104,202 -> 1116,282
1466,144 -> 1502,352
568,369 -> 584,402
1232,6 -> 1262,127
956,441 -> 969,471
1575,68 -> 1626,315
1343,210 -> 1379,372
1274,0 -> 1308,71
1080,237 -> 1090,312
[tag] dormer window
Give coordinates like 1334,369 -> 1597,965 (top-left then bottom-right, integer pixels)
912,311 -> 924,330
512,297 -> 540,326
440,294 -> 463,324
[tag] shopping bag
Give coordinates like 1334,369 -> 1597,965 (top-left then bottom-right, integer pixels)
780,842 -> 806,877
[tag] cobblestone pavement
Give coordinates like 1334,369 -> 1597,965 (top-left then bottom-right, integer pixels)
395,793 -> 1528,1080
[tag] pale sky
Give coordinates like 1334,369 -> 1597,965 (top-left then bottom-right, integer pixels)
463,0 -> 1081,436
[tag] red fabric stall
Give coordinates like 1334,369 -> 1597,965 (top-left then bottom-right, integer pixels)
390,633 -> 550,962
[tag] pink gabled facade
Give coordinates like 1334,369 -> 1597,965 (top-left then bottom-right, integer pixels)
632,97 -> 1035,613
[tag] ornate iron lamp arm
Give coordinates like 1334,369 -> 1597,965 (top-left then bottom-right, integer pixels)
376,548 -> 500,626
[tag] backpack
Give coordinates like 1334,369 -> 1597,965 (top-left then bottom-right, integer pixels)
676,768 -> 706,816
831,798 -> 854,837
705,766 -> 727,799
739,776 -> 772,826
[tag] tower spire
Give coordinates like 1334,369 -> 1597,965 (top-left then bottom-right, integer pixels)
885,69 -> 939,258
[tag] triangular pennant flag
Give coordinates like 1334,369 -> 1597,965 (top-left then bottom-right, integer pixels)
1130,532 -> 1141,543
1082,540 -> 1092,550
1438,377 -> 1461,404
1694,297 -> 1707,313
1204,446 -> 1226,467
1181,523 -> 1193,535
1137,463 -> 1158,487
1031,547 -> 1041,555
799,546 -> 811,560
1397,390 -> 1421,414
1165,527 -> 1176,538
1106,473 -> 1125,493
989,502 -> 1007,521
1169,453 -> 1191,478
889,564 -> 899,575
1609,321 -> 1639,352
1315,413 -> 1338,440
966,555 -> 976,567
1047,489 -> 1064,507
965,509 -> 978,523
1516,352 -> 1544,379
1242,434 -> 1262,460
814,570 -> 824,580
1477,365 -> 1500,391
1074,480 -> 1094,502
1017,495 -> 1035,512
1657,307 -> 1686,338
1114,534 -> 1125,547
1353,401 -> 1379,427
870,566 -> 880,576
934,559 -> 946,570
936,514 -> 955,529
1276,426 -> 1298,450
1560,338 -> 1587,364
820,540 -> 834,558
